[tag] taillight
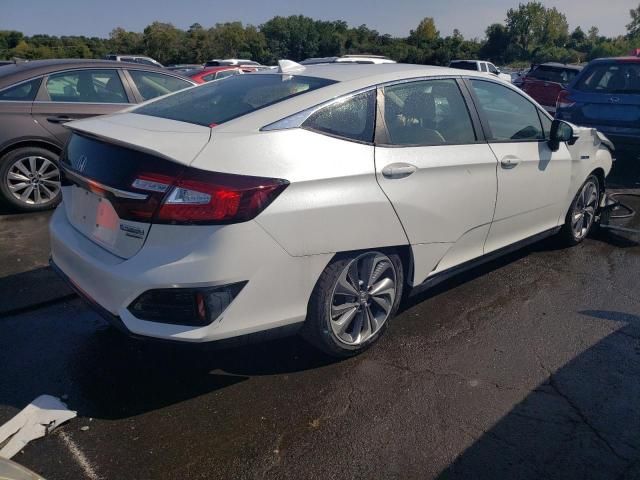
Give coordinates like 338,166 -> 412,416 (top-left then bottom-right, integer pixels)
556,90 -> 575,110
131,168 -> 288,225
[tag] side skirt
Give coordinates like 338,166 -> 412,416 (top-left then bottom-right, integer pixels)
409,227 -> 560,297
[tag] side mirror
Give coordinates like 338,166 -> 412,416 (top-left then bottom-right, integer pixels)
549,119 -> 574,151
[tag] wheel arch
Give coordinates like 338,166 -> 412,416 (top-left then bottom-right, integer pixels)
0,139 -> 62,161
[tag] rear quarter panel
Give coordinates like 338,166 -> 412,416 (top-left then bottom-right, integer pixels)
190,128 -> 409,257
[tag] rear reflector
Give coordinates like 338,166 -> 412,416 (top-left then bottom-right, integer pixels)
130,168 -> 288,224
128,282 -> 247,326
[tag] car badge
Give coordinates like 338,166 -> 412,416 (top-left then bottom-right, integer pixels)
609,97 -> 620,103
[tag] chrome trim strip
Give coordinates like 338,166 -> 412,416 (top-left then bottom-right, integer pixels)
62,166 -> 148,200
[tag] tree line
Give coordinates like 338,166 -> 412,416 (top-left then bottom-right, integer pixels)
1,2 -> 639,66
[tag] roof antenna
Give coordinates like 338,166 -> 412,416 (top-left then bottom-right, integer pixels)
277,60 -> 306,73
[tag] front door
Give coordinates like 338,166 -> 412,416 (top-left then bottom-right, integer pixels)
467,79 -> 572,254
31,69 -> 132,145
375,78 -> 499,285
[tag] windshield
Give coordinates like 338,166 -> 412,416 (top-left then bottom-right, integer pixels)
135,74 -> 336,126
575,62 -> 640,94
529,66 -> 580,85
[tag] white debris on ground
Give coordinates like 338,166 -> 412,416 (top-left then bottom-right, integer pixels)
0,395 -> 77,459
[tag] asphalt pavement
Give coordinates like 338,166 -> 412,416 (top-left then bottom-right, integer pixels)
1,190 -> 640,479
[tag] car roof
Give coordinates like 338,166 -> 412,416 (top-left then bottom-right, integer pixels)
256,62 -> 479,83
0,59 -> 182,89
537,62 -> 582,70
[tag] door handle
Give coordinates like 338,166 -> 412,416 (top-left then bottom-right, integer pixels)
46,116 -> 74,124
381,163 -> 417,179
500,157 -> 520,169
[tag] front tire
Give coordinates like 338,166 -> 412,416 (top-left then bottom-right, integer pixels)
558,174 -> 600,246
302,250 -> 404,358
0,147 -> 61,212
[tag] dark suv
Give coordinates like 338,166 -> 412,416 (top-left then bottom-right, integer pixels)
0,59 -> 196,211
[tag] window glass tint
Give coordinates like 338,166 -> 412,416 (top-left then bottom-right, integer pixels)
450,61 -> 478,71
45,70 -> 127,103
470,80 -> 543,141
303,90 -> 375,143
529,66 -> 580,85
383,79 -> 476,146
0,78 -> 42,101
128,70 -> 192,101
575,62 -> 640,93
480,63 -> 488,72
135,74 -> 335,126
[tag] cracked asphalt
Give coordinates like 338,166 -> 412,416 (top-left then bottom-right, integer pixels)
1,192 -> 640,479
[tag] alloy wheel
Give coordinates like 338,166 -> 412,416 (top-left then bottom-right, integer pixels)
329,252 -> 397,346
5,156 -> 61,206
571,179 -> 598,240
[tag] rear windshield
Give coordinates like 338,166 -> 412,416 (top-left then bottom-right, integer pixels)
449,61 -> 478,71
529,65 -> 580,85
575,62 -> 640,93
135,74 -> 336,126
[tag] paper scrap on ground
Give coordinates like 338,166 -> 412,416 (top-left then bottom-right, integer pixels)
0,395 -> 77,459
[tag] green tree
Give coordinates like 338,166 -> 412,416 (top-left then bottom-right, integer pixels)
408,17 -> 439,47
628,4 -> 640,38
142,22 -> 183,64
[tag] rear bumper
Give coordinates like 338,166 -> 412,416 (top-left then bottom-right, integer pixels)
49,205 -> 331,342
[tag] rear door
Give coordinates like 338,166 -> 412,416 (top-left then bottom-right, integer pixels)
374,78 -> 498,284
467,79 -> 572,253
31,68 -> 132,144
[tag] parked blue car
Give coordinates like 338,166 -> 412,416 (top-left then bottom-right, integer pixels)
556,57 -> 640,160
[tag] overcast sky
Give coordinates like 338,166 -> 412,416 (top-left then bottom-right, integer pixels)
1,0 -> 637,39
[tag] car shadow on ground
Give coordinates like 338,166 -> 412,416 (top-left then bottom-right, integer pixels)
436,310 -> 640,480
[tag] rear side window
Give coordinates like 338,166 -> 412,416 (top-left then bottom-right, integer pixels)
480,63 -> 488,72
45,69 -> 127,103
383,79 -> 476,146
575,62 -> 640,93
128,70 -> 192,101
135,74 -> 336,126
470,79 -> 544,141
303,90 -> 375,143
0,78 -> 42,101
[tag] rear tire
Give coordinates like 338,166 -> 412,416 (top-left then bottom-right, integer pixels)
302,250 -> 404,358
0,147 -> 61,212
558,174 -> 600,246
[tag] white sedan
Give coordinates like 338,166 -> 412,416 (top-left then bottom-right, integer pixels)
50,61 -> 613,357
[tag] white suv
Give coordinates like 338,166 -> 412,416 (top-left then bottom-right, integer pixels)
50,62 -> 612,356
449,59 -> 512,82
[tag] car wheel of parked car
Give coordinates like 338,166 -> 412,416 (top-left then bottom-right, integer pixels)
559,174 -> 600,245
0,147 -> 61,212
303,251 -> 404,357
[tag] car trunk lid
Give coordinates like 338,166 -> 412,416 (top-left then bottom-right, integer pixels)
569,90 -> 640,127
61,114 -> 212,259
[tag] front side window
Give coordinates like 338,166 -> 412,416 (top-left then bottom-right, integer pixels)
488,64 -> 499,74
45,69 -> 127,103
128,70 -> 192,101
383,79 -> 477,146
302,90 -> 375,143
575,62 -> 640,94
0,78 -> 42,101
135,74 -> 336,126
470,79 -> 544,141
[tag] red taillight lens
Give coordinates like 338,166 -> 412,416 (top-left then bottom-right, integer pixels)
556,90 -> 575,110
132,168 -> 288,225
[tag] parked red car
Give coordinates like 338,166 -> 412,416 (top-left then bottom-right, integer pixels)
520,63 -> 582,114
188,66 -> 257,84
